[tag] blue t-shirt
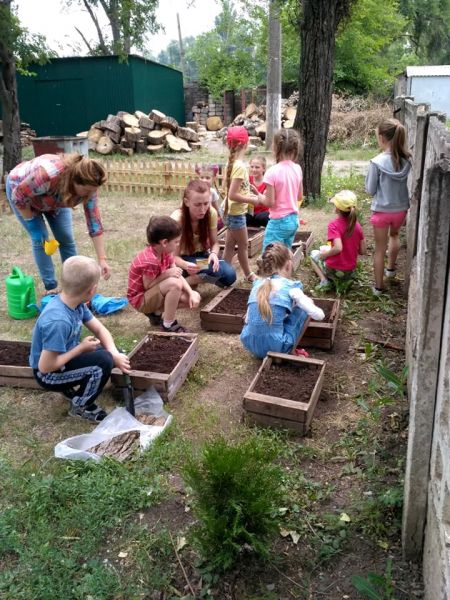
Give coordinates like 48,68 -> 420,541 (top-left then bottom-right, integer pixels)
29,296 -> 93,369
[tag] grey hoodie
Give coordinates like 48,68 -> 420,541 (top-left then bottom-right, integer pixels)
365,152 -> 411,212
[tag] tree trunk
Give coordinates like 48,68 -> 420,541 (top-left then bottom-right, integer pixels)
266,0 -> 282,150
0,15 -> 21,177
294,0 -> 353,199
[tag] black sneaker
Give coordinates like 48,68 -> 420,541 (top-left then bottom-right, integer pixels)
161,320 -> 190,333
68,403 -> 108,423
147,312 -> 163,326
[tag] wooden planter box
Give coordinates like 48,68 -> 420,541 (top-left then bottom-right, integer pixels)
243,352 -> 326,434
218,227 -> 265,258
200,287 -> 249,333
0,341 -> 40,389
111,332 -> 199,402
297,298 -> 340,350
292,230 -> 314,270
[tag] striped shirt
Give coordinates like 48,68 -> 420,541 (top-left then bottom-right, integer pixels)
8,154 -> 103,237
127,245 -> 174,309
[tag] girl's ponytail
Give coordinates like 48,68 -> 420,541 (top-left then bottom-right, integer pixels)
255,242 -> 292,324
256,279 -> 274,324
378,119 -> 411,171
345,206 -> 357,237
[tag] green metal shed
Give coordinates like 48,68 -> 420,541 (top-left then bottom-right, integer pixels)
14,54 -> 184,136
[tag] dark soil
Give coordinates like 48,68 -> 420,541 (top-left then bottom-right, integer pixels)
254,361 -> 320,402
0,341 -> 31,366
311,298 -> 335,322
292,230 -> 312,247
130,335 -> 191,373
214,288 -> 249,315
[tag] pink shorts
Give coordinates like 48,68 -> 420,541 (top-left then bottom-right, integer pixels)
370,210 -> 407,229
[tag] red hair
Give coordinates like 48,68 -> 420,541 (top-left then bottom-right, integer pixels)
180,179 -> 212,256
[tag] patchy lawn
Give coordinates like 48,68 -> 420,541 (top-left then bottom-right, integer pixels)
0,169 -> 423,599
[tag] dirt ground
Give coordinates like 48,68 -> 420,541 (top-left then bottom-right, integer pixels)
0,186 -> 423,599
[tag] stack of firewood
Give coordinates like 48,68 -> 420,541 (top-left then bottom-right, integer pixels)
0,121 -> 36,147
81,109 -> 201,156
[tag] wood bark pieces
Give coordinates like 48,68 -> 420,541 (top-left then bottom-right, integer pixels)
122,114 -> 139,128
160,116 -> 179,132
102,119 -> 121,134
186,121 -> 199,131
124,126 -> 141,143
134,110 -> 147,120
166,134 -> 191,152
138,116 -> 155,130
88,431 -> 140,461
105,130 -> 121,144
189,142 -> 202,150
206,116 -> 223,131
135,139 -> 147,153
88,127 -> 103,143
146,144 -> 165,153
148,130 -> 169,145
149,109 -> 166,123
245,102 -> 258,118
96,136 -> 114,154
137,414 -> 167,426
177,126 -> 199,142
119,146 -> 134,156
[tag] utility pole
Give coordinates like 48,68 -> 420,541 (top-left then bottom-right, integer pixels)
266,0 -> 281,150
176,12 -> 186,78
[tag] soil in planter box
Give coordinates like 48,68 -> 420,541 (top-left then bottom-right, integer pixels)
254,362 -> 319,403
130,336 -> 191,374
247,227 -> 263,237
311,299 -> 334,322
292,232 -> 311,248
214,288 -> 249,315
0,341 -> 30,366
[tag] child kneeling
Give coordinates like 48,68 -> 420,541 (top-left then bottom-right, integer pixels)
127,216 -> 200,332
310,190 -> 366,291
240,243 -> 325,359
30,256 -> 131,423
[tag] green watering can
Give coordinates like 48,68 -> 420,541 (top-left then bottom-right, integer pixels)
5,266 -> 39,320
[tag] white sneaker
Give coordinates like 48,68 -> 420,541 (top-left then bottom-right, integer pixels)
372,287 -> 384,297
310,249 -> 320,262
384,268 -> 396,279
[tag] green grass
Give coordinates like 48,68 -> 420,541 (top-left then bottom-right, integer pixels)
326,141 -> 377,161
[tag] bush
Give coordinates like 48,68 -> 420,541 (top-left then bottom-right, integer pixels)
183,436 -> 284,572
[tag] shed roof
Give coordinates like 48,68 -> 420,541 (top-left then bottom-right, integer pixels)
406,65 -> 450,77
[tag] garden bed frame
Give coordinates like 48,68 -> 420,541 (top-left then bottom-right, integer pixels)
297,298 -> 340,350
217,227 -> 265,258
292,230 -> 314,270
200,287 -> 248,333
243,352 -> 326,434
111,332 -> 199,402
0,341 -> 40,389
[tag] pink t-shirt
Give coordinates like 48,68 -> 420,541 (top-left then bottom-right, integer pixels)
325,217 -> 364,271
263,160 -> 302,219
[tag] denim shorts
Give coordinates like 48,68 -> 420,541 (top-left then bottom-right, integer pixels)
225,214 -> 247,230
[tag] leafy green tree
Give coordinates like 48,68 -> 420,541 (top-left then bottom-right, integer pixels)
0,0 -> 52,175
66,0 -> 161,56
399,0 -> 450,63
157,36 -> 198,81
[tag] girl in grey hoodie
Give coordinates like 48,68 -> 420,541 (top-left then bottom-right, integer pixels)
365,118 -> 411,295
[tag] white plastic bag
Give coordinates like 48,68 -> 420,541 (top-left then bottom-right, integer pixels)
55,387 -> 172,461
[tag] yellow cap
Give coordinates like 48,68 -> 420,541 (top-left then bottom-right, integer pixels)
330,190 -> 357,211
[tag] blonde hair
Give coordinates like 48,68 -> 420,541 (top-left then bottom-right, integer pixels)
250,155 -> 267,169
59,154 -> 107,207
377,119 -> 411,171
255,243 -> 292,324
61,255 -> 101,296
273,129 -> 303,163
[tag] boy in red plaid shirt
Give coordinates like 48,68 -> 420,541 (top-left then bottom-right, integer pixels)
127,216 -> 200,332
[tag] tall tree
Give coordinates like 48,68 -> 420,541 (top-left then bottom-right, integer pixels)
293,0 -> 355,199
399,0 -> 450,63
266,0 -> 282,149
0,0 -> 50,176
67,0 -> 160,55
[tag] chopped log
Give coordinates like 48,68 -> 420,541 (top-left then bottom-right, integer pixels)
76,131 -> 88,138
147,143 -> 165,153
136,138 -> 147,153
116,111 -> 128,119
96,136 -> 114,154
124,126 -> 142,143
148,130 -> 169,145
138,116 -> 155,130
245,102 -> 258,118
255,122 -> 266,139
160,116 -> 178,132
166,134 -> 187,152
135,110 -> 147,120
173,135 -> 191,152
283,119 -> 294,129
102,119 -> 121,134
177,126 -> 199,142
87,127 -> 103,143
119,146 -> 134,157
120,136 -> 135,149
206,116 -> 223,131
149,109 -> 166,123
249,135 -> 263,147
186,121 -> 199,132
283,106 -> 297,121
189,142 -> 202,150
160,127 -> 172,136
105,130 -> 121,144
122,114 -> 139,128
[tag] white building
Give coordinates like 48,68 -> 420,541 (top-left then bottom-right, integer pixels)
395,65 -> 450,118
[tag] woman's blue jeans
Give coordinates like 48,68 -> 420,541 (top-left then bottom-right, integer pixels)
6,178 -> 77,290
182,252 -> 236,288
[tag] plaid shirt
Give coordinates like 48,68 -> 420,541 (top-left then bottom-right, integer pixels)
8,154 -> 103,237
127,245 -> 174,309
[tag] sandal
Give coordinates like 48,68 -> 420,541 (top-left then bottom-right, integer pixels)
161,320 -> 191,333
68,403 -> 108,423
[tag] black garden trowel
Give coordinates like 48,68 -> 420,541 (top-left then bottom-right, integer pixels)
122,373 -> 135,416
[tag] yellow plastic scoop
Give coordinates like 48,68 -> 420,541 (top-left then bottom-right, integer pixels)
44,239 -> 60,255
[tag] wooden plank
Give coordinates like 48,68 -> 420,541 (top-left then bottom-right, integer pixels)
0,364 -> 34,377
0,375 -> 41,389
243,392 -> 308,421
300,337 -> 332,350
305,364 -> 325,430
245,411 -> 306,433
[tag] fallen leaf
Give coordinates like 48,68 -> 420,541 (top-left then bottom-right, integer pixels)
176,536 -> 187,552
279,528 -> 290,537
340,512 -> 351,522
118,551 -> 128,558
290,531 -> 300,544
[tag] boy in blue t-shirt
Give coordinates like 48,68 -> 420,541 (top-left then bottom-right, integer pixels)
30,255 -> 130,422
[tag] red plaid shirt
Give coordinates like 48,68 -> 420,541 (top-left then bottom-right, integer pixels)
127,245 -> 174,309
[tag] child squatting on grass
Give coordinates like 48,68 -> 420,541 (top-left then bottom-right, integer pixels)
127,215 -> 200,333
30,256 -> 131,423
240,242 -> 325,359
310,190 -> 366,291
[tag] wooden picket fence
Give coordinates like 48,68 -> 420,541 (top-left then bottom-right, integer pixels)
96,159 -> 226,196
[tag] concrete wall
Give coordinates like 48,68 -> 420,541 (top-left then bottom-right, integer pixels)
399,95 -> 450,597
408,76 -> 450,119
